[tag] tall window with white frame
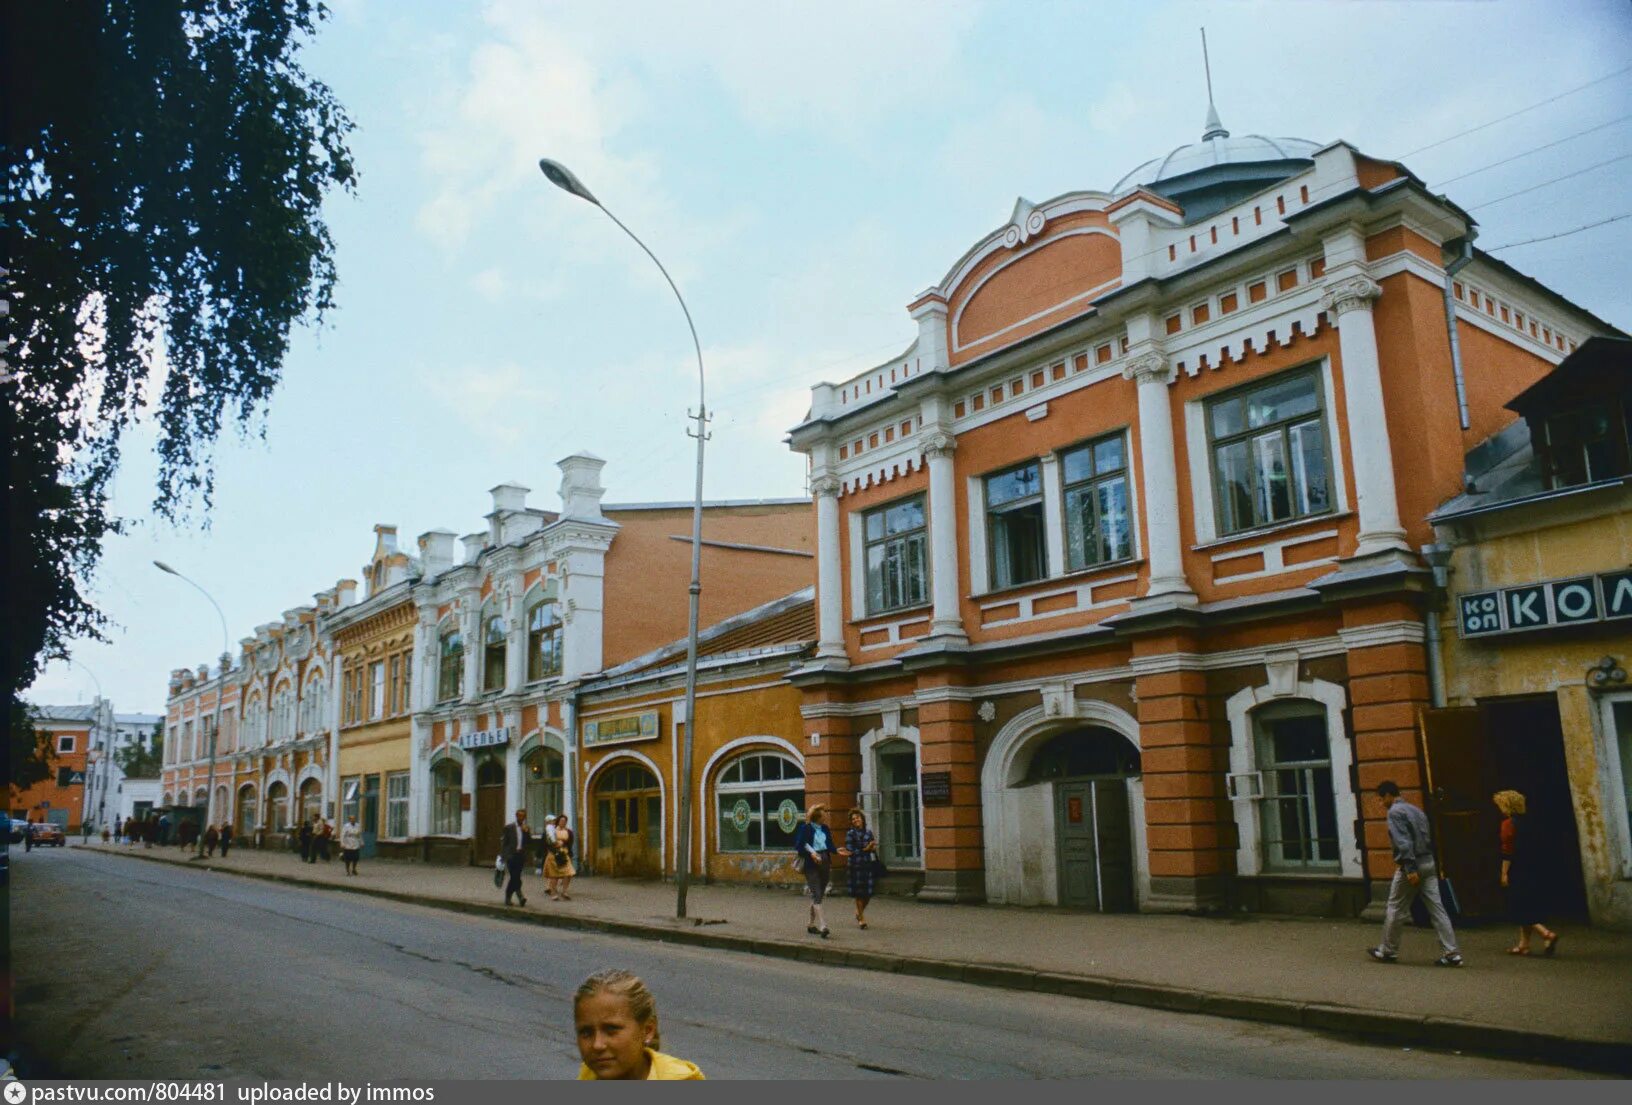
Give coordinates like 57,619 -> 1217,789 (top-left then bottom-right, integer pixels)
1208,369 -> 1333,535
386,772 -> 411,838
1254,703 -> 1340,871
527,599 -> 562,681
863,496 -> 928,615
986,462 -> 1046,589
1062,432 -> 1134,570
369,660 -> 385,721
482,607 -> 506,693
437,624 -> 463,703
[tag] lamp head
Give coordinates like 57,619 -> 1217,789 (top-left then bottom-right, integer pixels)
154,560 -> 178,576
538,158 -> 599,206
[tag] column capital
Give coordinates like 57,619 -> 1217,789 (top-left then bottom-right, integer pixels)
1121,350 -> 1172,386
1320,274 -> 1381,319
810,474 -> 843,498
922,429 -> 957,459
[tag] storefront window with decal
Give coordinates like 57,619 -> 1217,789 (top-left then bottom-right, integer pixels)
1208,370 -> 1332,535
716,752 -> 804,852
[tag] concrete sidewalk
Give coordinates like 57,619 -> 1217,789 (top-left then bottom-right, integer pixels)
79,842 -> 1632,1071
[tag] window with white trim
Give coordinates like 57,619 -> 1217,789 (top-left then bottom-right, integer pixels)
863,496 -> 928,614
527,600 -> 562,681
986,462 -> 1046,589
341,775 -> 360,828
1061,432 -> 1133,570
57,734 -> 76,753
386,771 -> 411,838
716,752 -> 805,852
1207,370 -> 1333,535
1254,703 -> 1340,871
369,660 -> 386,721
482,607 -> 506,693
437,625 -> 463,703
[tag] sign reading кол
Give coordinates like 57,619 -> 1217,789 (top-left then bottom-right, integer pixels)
1457,569 -> 1632,638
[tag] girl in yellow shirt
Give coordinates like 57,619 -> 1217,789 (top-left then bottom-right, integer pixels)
574,969 -> 704,1080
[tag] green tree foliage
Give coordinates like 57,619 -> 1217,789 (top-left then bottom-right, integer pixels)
114,719 -> 165,779
1,1 -> 357,701
8,705 -> 55,792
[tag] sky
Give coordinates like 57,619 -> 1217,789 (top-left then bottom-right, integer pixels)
27,0 -> 1632,712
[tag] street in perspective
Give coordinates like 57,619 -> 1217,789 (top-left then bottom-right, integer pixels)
6,0 -> 1632,1085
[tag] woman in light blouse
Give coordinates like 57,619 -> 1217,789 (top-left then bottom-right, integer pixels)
790,804 -> 836,938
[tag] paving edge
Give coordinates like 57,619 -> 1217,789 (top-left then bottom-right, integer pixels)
81,847 -> 1632,1075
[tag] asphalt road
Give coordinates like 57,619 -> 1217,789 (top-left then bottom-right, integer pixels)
6,849 -> 1596,1080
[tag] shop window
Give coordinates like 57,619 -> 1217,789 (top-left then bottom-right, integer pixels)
1540,401 -> 1632,489
875,739 -> 921,866
716,752 -> 805,852
1061,432 -> 1133,571
524,748 -> 565,828
1254,706 -> 1340,871
431,761 -> 462,835
527,600 -> 563,681
266,781 -> 289,833
1208,369 -> 1332,535
386,772 -> 411,839
437,624 -> 463,703
863,495 -> 928,614
986,462 -> 1045,589
482,607 -> 506,693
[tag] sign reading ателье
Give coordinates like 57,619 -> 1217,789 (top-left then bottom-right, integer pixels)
1457,569 -> 1632,638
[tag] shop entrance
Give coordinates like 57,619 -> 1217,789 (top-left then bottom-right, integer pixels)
1029,728 -> 1140,912
1422,696 -> 1588,922
594,762 -> 662,877
474,758 -> 506,862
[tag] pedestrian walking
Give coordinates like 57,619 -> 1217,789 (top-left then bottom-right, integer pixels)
219,822 -> 233,858
316,816 -> 334,862
204,823 -> 219,857
1369,780 -> 1463,967
838,808 -> 879,929
537,813 -> 557,876
791,804 -> 836,938
158,814 -> 171,846
546,814 -> 576,900
101,825 -> 111,844
1495,789 -> 1561,957
143,816 -> 157,848
501,809 -> 532,907
299,817 -> 314,863
573,969 -> 704,1081
340,815 -> 363,876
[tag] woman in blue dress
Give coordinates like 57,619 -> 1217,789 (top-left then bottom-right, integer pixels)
839,808 -> 879,929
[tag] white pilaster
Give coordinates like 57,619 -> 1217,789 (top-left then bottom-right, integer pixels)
923,429 -> 966,639
1320,264 -> 1407,555
460,747 -> 475,840
1040,453 -> 1066,577
812,474 -> 846,659
1123,349 -> 1193,600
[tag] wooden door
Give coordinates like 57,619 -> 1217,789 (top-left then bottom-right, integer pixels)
1055,782 -> 1099,908
594,763 -> 662,877
1093,780 -> 1136,913
1419,706 -> 1501,919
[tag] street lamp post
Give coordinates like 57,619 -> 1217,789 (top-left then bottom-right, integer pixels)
539,158 -> 709,919
154,560 -> 230,860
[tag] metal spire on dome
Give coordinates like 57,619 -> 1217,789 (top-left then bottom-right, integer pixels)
1200,28 -> 1229,141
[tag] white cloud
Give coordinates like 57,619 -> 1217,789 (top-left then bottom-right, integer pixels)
419,361 -> 552,445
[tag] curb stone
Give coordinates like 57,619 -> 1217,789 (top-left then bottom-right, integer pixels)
77,846 -> 1632,1075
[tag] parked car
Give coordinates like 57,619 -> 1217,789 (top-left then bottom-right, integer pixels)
29,822 -> 66,847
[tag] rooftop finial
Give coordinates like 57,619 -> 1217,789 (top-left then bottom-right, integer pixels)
1201,27 -> 1229,141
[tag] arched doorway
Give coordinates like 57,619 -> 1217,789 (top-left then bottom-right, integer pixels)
524,746 -> 565,829
474,757 -> 506,862
1025,727 -> 1141,912
593,762 -> 661,877
430,760 -> 462,835
298,778 -> 323,827
236,784 -> 258,836
266,781 -> 289,833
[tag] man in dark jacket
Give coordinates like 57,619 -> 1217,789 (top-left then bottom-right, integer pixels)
500,810 -> 532,907
299,817 -> 314,862
1369,780 -> 1462,967
220,822 -> 234,858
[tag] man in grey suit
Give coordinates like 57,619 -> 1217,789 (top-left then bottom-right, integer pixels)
1369,780 -> 1462,967
501,809 -> 532,908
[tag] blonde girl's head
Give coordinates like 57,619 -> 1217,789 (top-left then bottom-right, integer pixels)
575,969 -> 660,1079
1493,789 -> 1527,817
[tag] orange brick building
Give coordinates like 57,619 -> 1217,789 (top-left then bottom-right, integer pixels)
787,105 -> 1621,915
11,703 -> 107,831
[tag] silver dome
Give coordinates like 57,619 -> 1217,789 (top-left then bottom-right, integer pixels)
1113,105 -> 1321,195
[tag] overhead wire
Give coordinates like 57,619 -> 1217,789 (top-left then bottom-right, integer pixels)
1486,211 -> 1632,252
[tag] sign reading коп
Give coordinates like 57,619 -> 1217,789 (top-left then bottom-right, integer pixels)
1457,569 -> 1632,638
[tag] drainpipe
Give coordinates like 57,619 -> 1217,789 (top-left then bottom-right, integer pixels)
1442,231 -> 1477,431
1420,543 -> 1453,708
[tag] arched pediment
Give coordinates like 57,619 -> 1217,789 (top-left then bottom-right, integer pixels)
951,224 -> 1121,358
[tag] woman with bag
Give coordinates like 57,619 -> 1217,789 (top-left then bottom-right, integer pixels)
838,808 -> 880,930
790,804 -> 836,938
546,814 -> 576,900
1495,789 -> 1561,956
